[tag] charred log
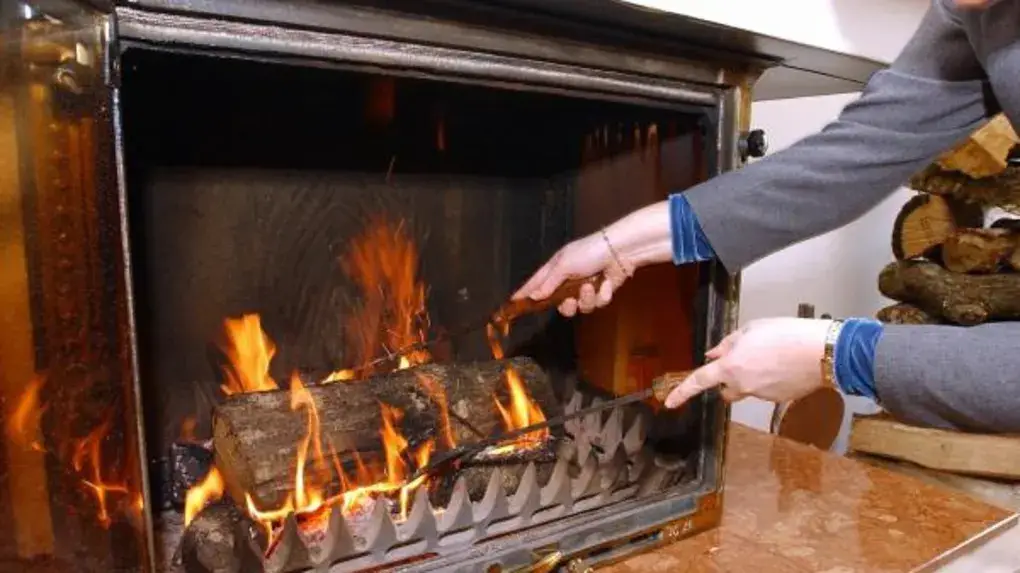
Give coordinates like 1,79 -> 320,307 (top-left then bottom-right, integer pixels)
427,441 -> 559,507
212,357 -> 561,508
175,502 -> 266,573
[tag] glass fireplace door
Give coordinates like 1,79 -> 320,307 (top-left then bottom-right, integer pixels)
0,2 -> 152,571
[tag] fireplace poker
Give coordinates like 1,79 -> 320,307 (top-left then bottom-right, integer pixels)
348,274 -> 603,376
407,370 -> 693,482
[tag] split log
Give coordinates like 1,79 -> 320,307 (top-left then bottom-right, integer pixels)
875,303 -> 942,325
878,259 -> 1020,325
935,113 -> 1019,178
942,228 -> 1018,273
909,163 -> 1020,212
891,194 -> 982,260
213,357 -> 562,508
849,414 -> 1020,480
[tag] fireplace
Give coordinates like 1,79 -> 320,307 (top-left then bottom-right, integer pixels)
0,1 -> 881,572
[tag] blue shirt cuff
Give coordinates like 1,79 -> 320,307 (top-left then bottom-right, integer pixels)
833,318 -> 884,401
669,193 -> 716,265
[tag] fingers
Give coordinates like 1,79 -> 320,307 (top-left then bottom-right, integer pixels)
719,386 -> 745,402
705,330 -> 740,360
664,360 -> 728,409
511,252 -> 561,301
596,275 -> 615,307
576,281 -> 598,313
558,298 -> 578,317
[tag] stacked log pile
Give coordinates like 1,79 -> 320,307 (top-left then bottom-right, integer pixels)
852,115 -> 1020,496
877,114 -> 1020,326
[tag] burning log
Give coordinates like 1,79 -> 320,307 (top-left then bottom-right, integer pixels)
212,357 -> 561,510
427,441 -> 559,507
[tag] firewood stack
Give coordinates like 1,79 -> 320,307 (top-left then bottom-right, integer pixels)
849,115 -> 1020,501
876,114 -> 1020,327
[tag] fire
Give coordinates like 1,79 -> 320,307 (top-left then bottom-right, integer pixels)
328,217 -> 431,380
6,376 -> 46,452
182,214 -> 556,553
486,321 -> 549,452
71,415 -> 131,529
242,372 -> 437,552
5,375 -> 142,530
185,467 -> 224,526
218,314 -> 279,396
415,373 -> 457,449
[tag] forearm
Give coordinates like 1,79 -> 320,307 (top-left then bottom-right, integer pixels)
874,323 -> 1020,433
680,3 -> 991,272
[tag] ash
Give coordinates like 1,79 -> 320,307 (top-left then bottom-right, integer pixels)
155,510 -> 186,573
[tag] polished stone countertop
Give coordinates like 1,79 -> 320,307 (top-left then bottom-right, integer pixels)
604,423 -> 1018,572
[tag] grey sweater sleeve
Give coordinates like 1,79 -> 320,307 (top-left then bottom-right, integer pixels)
684,1 -> 992,271
683,2 -> 1019,433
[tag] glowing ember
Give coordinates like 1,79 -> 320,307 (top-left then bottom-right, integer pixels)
185,467 -> 225,526
218,314 -> 279,396
323,368 -> 355,383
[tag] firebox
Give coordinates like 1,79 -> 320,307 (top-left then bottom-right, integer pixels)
0,1 -> 882,572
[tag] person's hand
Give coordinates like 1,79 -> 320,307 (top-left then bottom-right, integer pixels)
512,201 -> 673,316
663,317 -> 834,408
511,230 -> 631,316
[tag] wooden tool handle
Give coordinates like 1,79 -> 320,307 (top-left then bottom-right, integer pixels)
495,275 -> 602,323
651,370 -> 693,403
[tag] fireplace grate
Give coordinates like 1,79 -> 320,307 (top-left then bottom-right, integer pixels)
170,387 -> 714,572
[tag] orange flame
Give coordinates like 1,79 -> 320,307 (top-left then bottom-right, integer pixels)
416,373 -> 457,449
486,322 -> 548,452
6,376 -> 47,452
184,467 -> 225,526
494,366 -> 549,444
242,374 -> 436,553
218,314 -> 279,396
71,415 -> 130,529
6,376 -> 143,530
327,217 -> 431,380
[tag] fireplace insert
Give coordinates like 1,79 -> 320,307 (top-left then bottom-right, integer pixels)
0,1 -> 882,572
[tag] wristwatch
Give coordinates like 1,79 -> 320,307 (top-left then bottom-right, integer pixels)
820,319 -> 845,390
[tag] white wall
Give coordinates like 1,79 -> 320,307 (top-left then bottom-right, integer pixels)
731,94 -> 906,449
621,0 -> 929,63
621,0 -> 932,451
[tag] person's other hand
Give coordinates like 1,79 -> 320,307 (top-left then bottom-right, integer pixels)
663,317 -> 834,408
510,230 -> 632,316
